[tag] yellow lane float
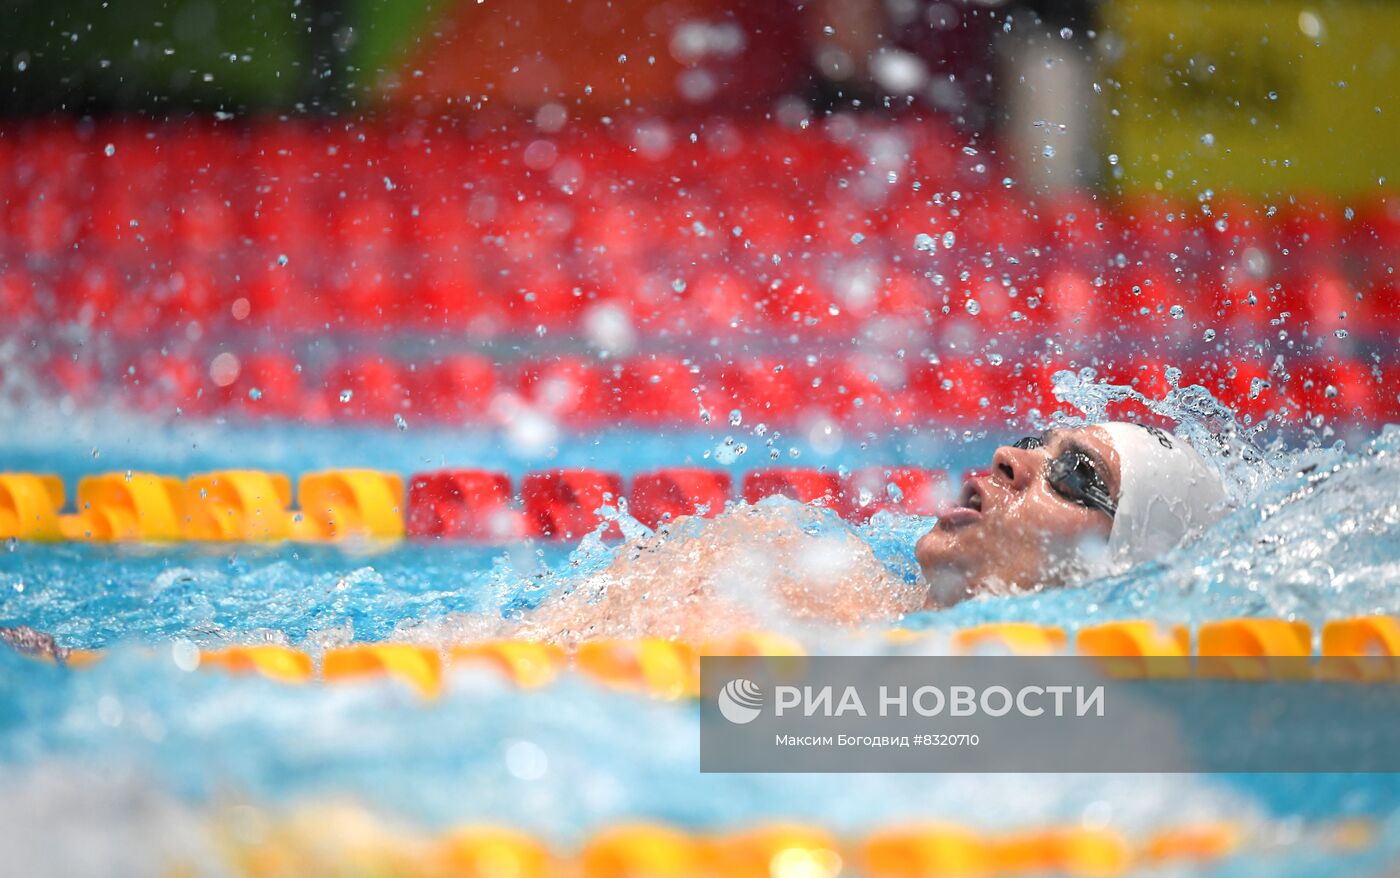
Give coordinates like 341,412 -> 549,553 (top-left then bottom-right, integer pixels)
0,473 -> 65,540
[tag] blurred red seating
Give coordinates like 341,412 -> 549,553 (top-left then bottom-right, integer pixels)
1288,360 -> 1379,423
516,357 -> 618,428
1277,271 -> 1352,335
845,466 -> 945,522
818,358 -> 906,425
907,359 -> 1006,424
716,359 -> 805,424
1198,359 -> 1278,424
522,469 -> 625,539
407,470 -> 523,540
742,468 -> 848,516
226,353 -> 304,418
1355,272 -> 1400,336
619,356 -> 701,425
629,468 -> 733,528
419,355 -> 497,420
324,357 -> 411,421
1274,194 -> 1345,268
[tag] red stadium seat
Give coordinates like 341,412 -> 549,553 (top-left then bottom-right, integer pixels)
1288,360 -> 1379,424
845,466 -> 945,522
1198,359 -> 1279,424
629,468 -> 733,528
1277,271 -> 1352,336
210,353 -> 306,418
618,357 -> 702,425
818,358 -> 908,425
323,357 -> 412,422
521,469 -> 626,539
715,359 -> 806,425
516,357 -> 619,428
420,355 -> 497,421
1352,272 -> 1400,338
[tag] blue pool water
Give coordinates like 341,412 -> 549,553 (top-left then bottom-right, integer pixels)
2,393 -> 1400,876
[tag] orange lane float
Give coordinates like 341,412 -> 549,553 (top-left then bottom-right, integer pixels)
1196,619 -> 1313,680
61,472 -> 186,540
0,473 -> 65,540
185,470 -> 294,541
294,469 -> 406,540
580,823 -> 704,878
199,645 -> 314,684
574,638 -> 701,700
1075,621 -> 1191,679
448,641 -> 568,688
211,814 -> 1299,878
991,827 -> 1129,878
433,826 -> 556,878
26,618 -> 1400,697
950,623 -> 1069,655
322,644 -> 443,698
1319,616 -> 1400,681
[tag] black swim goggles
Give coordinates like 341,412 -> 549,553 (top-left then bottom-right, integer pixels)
1013,435 -> 1117,518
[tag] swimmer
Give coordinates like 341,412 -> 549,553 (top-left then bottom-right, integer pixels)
508,421 -> 1227,643
917,421 -> 1227,606
2,422 -> 1228,654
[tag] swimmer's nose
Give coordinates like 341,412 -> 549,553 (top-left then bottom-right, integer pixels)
991,445 -> 1040,492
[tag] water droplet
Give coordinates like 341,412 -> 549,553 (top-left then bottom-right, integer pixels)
1334,328 -> 1349,339
394,413 -> 408,431
1200,132 -> 1215,146
850,232 -> 865,245
339,389 -> 353,403
914,233 -> 937,252
1203,328 -> 1217,341
672,279 -> 687,293
103,143 -> 115,157
1170,305 -> 1185,319
965,299 -> 981,316
728,409 -> 742,426
1042,145 -> 1056,158
941,231 -> 956,249
277,254 -> 289,267
1059,26 -> 1074,39
248,387 -> 262,401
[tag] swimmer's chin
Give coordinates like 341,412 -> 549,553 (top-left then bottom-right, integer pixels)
920,568 -> 974,609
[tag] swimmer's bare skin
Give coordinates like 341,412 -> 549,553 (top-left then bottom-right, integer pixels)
512,503 -> 925,647
0,626 -> 69,663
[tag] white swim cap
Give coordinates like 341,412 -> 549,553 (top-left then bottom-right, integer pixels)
1096,422 -> 1227,565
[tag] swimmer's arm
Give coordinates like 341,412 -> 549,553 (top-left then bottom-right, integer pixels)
0,626 -> 69,663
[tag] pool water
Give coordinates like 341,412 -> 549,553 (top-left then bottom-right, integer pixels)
3,394 -> 1400,876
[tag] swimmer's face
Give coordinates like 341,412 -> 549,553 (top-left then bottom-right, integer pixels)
915,426 -> 1119,607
